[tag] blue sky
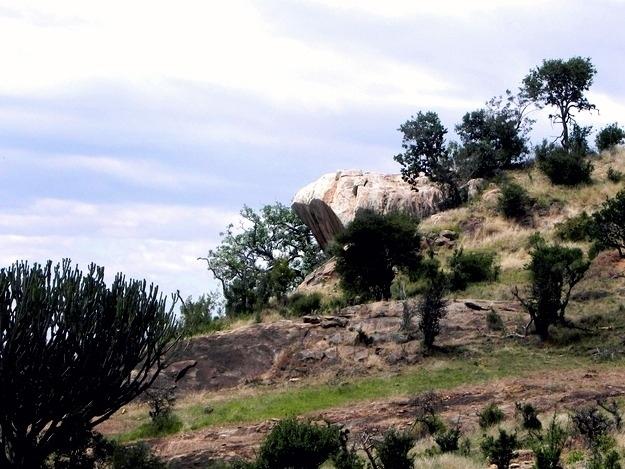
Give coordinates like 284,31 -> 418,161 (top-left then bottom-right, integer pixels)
1,0 -> 625,300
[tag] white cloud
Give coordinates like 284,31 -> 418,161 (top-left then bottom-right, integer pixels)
0,1 -> 465,111
0,198 -> 241,298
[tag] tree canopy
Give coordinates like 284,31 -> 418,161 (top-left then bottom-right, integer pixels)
522,57 -> 596,149
204,203 -> 323,315
333,210 -> 422,301
0,260 -> 178,468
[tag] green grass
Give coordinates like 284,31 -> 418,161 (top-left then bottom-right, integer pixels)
116,345 -> 613,442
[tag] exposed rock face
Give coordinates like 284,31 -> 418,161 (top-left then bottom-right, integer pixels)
292,170 -> 444,250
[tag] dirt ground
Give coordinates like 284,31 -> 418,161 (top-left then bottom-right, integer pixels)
149,366 -> 625,467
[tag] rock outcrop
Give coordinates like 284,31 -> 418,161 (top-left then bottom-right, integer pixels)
292,170 -> 444,250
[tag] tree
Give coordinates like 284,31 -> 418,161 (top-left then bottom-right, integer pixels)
596,123 -> 625,152
522,57 -> 597,150
513,237 -> 589,340
394,111 -> 462,207
454,105 -> 529,179
203,203 -> 324,315
417,269 -> 449,349
0,260 -> 178,468
591,189 -> 625,257
333,210 -> 422,301
179,292 -> 223,337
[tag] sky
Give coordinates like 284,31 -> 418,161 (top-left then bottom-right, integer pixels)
1,0 -> 625,302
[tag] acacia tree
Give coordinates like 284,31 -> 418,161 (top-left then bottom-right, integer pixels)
0,260 -> 179,468
522,57 -> 597,150
203,203 -> 323,315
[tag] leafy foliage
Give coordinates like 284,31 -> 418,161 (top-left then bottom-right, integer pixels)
554,212 -> 594,242
433,423 -> 461,453
571,406 -> 613,448
596,123 -> 625,152
286,292 -> 322,316
513,237 -> 590,340
530,415 -> 568,469
333,210 -> 422,301
487,309 -> 505,331
448,248 -> 500,291
417,270 -> 448,349
454,104 -> 529,179
204,203 -> 323,315
255,418 -> 342,469
535,140 -> 593,186
591,189 -> 625,257
497,182 -> 532,220
607,167 -> 623,183
374,429 -> 415,469
180,292 -> 224,337
0,260 -> 178,468
478,403 -> 505,429
394,111 -> 463,207
480,429 -> 518,469
515,402 -> 542,431
522,57 -> 597,150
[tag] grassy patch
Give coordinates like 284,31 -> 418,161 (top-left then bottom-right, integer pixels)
116,346 -> 606,442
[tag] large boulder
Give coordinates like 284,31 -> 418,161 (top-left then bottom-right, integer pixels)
292,170 -> 444,250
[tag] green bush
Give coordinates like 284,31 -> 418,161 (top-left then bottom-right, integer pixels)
180,293 -> 224,337
433,424 -> 461,453
515,402 -> 542,431
417,270 -> 449,350
478,403 -> 505,429
513,236 -> 590,340
535,140 -> 593,185
486,309 -> 505,331
255,418 -> 342,469
591,189 -> 625,258
596,123 -> 625,152
287,292 -> 322,316
109,442 -> 167,469
448,248 -> 500,291
480,429 -> 518,469
375,429 -> 415,469
530,416 -> 568,469
607,167 -> 623,183
554,211 -> 593,242
497,182 -> 532,220
571,406 -> 613,448
333,210 -> 422,301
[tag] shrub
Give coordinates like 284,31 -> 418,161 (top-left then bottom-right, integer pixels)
607,167 -> 623,183
417,270 -> 449,349
596,123 -> 625,152
486,309 -> 505,331
411,391 -> 445,436
588,447 -> 622,469
515,402 -> 542,431
591,189 -> 625,258
554,212 -> 593,242
180,292 -> 224,337
530,416 -> 568,469
480,429 -> 518,469
434,423 -> 461,453
375,429 -> 415,469
333,210 -> 422,301
287,292 -> 322,316
497,182 -> 532,220
448,248 -> 500,291
513,236 -> 590,340
478,403 -> 505,429
255,418 -> 342,469
332,446 -> 365,469
109,442 -> 167,469
535,140 -> 593,185
144,385 -> 182,435
571,406 -> 612,448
